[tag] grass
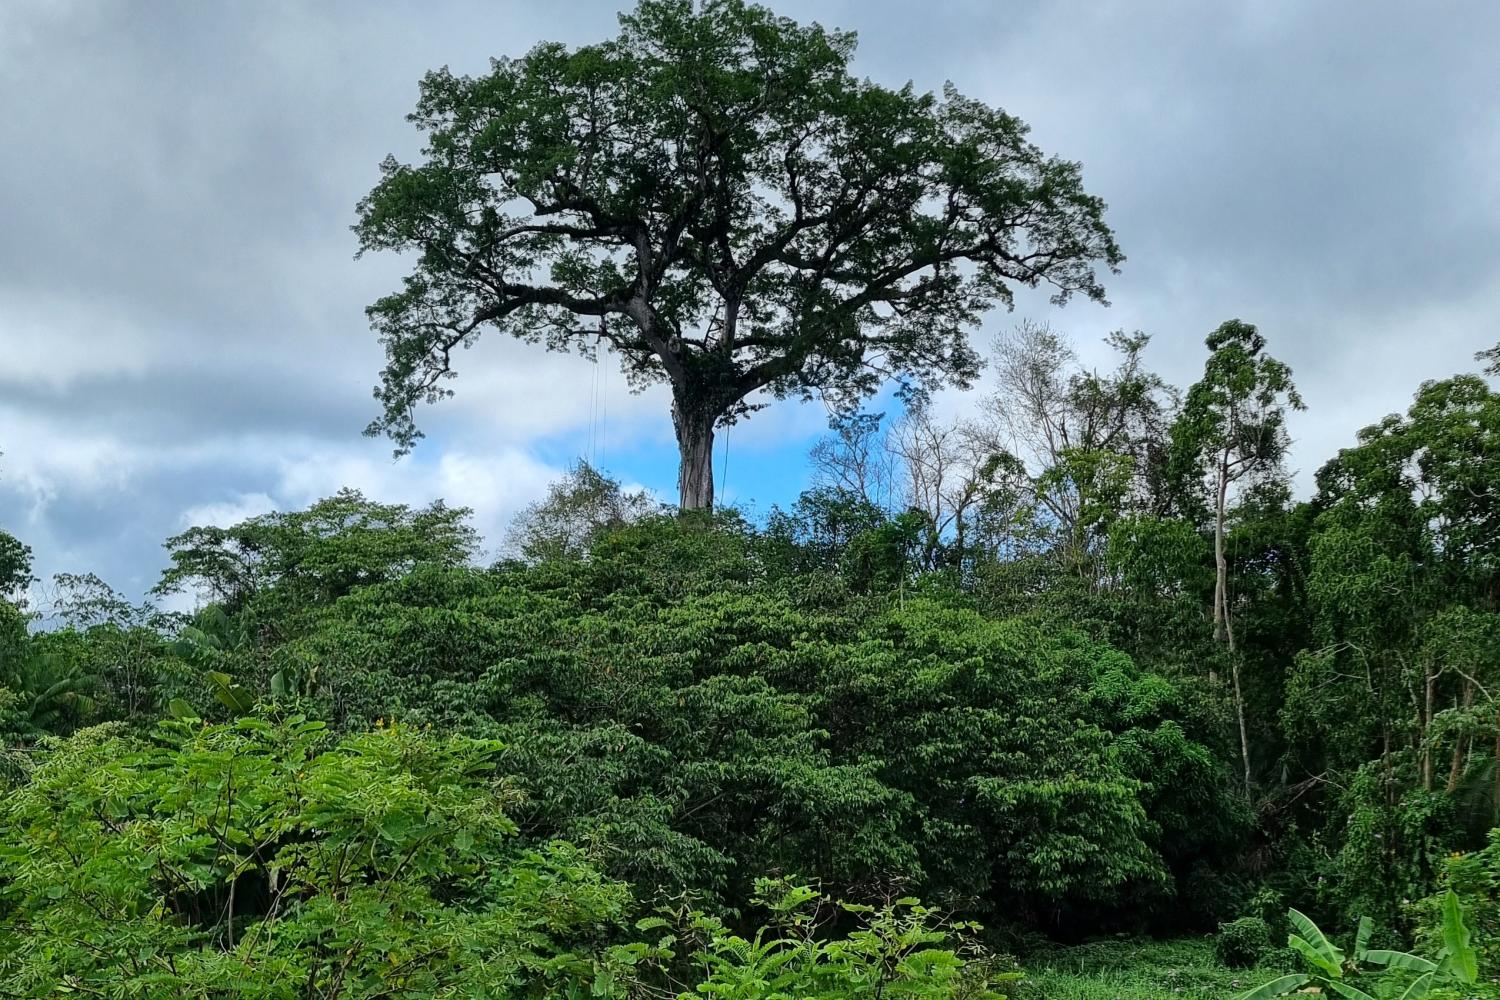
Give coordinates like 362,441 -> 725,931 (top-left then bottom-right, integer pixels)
1009,936 -> 1274,999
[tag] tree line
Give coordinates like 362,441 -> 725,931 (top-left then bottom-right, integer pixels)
3,322 -> 1499,991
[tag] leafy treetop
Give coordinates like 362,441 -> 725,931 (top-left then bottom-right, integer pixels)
356,0 -> 1122,508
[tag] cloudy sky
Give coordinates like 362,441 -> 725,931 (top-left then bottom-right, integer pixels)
2,0 -> 1498,601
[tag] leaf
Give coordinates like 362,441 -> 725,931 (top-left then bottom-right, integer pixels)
1360,950 -> 1436,974
1235,973 -> 1311,1000
1326,981 -> 1378,1000
167,698 -> 199,720
1394,971 -> 1434,1000
1440,889 -> 1478,983
1353,915 -> 1373,959
1290,934 -> 1342,979
206,670 -> 254,715
378,812 -> 413,842
1289,908 -> 1345,969
270,670 -> 287,698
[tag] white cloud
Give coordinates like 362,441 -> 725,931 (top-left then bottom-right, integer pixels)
271,442 -> 563,559
178,492 -> 279,529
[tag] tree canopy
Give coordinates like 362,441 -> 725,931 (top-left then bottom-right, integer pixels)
356,0 -> 1121,508
152,489 -> 478,622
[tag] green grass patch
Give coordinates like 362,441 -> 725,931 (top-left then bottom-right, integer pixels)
1011,936 -> 1273,999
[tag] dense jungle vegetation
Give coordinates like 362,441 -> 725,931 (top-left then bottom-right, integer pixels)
5,0 -> 1500,996
5,325 -> 1500,997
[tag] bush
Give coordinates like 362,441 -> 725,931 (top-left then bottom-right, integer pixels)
272,524 -> 1242,926
679,879 -> 1021,1000
1247,886 -> 1285,928
0,715 -> 643,996
1429,835 -> 1500,973
1214,916 -> 1271,968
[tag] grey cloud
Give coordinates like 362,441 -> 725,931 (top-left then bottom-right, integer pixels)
3,0 -> 1499,597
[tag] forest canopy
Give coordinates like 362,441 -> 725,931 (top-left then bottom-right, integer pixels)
5,323 -> 1500,994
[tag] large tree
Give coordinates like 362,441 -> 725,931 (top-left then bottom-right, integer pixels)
153,489 -> 478,616
356,0 -> 1122,509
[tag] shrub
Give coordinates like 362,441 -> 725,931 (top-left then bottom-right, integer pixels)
1236,898 -> 1479,1000
1215,916 -> 1271,968
677,880 -> 1021,1000
1436,830 -> 1500,970
0,715 -> 643,996
1247,886 -> 1286,929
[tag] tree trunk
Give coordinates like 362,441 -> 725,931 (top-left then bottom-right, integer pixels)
1213,450 -> 1232,647
1213,448 -> 1252,800
1492,708 -> 1500,815
1447,681 -> 1476,794
1422,667 -> 1436,791
1230,654 -> 1253,799
673,398 -> 717,512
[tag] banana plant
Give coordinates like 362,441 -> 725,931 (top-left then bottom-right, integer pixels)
169,608 -> 293,714
1237,892 -> 1477,1000
1359,891 -> 1478,999
1235,907 -> 1369,1000
7,649 -> 99,734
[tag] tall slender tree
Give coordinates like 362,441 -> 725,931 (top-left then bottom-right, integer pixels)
355,0 -> 1122,509
1171,319 -> 1304,798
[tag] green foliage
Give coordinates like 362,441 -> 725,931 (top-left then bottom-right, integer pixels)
11,285 -> 1500,973
505,461 -> 660,563
0,527 -> 34,601
1216,917 -> 1272,968
0,700 -> 1016,998
0,645 -> 99,737
1282,370 -> 1500,926
10,1 -> 1500,979
251,517 -> 1237,925
1168,319 -> 1304,520
153,488 -> 478,626
0,715 -> 644,996
1238,898 -> 1479,1000
985,325 -> 1175,584
677,879 -> 1019,1000
1014,937 -> 1264,1000
1432,831 -> 1500,972
0,597 -> 29,673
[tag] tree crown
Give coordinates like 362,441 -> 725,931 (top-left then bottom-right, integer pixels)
356,0 -> 1122,454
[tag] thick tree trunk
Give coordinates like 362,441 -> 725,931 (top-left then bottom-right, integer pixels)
673,398 -> 717,512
